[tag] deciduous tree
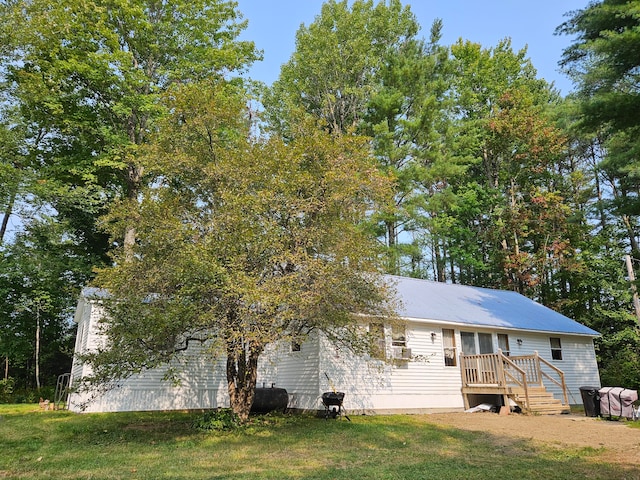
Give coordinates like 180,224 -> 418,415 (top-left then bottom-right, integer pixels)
84,82 -> 396,420
1,0 -> 259,255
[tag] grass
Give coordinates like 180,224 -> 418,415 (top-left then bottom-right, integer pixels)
0,404 -> 638,479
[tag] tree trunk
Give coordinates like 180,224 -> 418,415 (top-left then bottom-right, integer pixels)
123,163 -> 144,261
0,191 -> 16,245
589,142 -> 607,230
386,220 -> 398,275
226,341 -> 261,422
4,356 -> 8,381
35,307 -> 41,391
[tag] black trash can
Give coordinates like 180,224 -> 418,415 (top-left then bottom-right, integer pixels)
580,386 -> 601,417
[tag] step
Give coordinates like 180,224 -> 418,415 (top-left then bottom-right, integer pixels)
508,386 -> 549,395
514,393 -> 560,402
527,401 -> 563,409
508,388 -> 569,415
529,405 -> 570,415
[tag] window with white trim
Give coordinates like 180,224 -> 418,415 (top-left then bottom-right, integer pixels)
550,337 -> 563,360
497,334 -> 510,356
442,328 -> 457,366
460,331 -> 476,355
478,332 -> 493,354
369,322 -> 386,360
391,324 -> 406,347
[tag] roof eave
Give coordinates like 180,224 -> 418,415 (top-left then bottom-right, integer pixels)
399,315 -> 601,337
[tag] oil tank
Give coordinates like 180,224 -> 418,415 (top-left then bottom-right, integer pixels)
251,386 -> 289,413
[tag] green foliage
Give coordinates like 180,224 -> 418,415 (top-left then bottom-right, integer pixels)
0,219 -> 84,391
0,0 -> 260,263
558,0 -> 640,132
598,326 -> 640,390
264,1 -> 456,276
264,0 -> 420,135
556,0 -> 640,385
85,81 -> 395,421
0,0 -> 259,397
0,377 -> 14,403
192,408 -> 240,431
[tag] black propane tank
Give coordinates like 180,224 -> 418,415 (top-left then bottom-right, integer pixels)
251,386 -> 289,413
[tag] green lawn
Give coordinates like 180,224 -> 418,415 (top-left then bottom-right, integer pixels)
0,404 -> 636,479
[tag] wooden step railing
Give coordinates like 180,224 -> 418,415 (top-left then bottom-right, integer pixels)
460,350 -> 568,413
507,352 -> 569,406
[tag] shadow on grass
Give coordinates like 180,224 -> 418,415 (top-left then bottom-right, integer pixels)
1,408 -> 638,479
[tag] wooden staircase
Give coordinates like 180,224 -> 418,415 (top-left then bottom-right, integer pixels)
460,351 -> 570,415
509,386 -> 569,415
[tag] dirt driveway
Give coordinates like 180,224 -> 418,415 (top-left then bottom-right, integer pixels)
425,411 -> 640,465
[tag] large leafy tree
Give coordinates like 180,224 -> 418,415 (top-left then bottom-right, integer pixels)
84,82 -> 396,421
558,0 -> 640,253
0,0 -> 259,255
558,0 -> 640,133
557,0 -> 640,387
0,0 -> 259,394
432,39 -> 582,300
264,0 -> 453,276
264,0 -> 419,137
361,19 -> 454,277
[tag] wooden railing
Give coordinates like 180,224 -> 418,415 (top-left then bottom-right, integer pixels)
507,354 -> 540,385
506,352 -> 569,405
461,352 -> 503,385
460,350 -> 568,411
500,354 -> 530,410
538,355 -> 569,406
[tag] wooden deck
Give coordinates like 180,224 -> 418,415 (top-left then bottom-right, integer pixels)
460,350 -> 570,414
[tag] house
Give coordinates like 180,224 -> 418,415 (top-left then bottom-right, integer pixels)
67,276 -> 601,414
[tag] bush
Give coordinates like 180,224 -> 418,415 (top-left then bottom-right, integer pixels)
0,377 -> 15,403
193,409 -> 240,431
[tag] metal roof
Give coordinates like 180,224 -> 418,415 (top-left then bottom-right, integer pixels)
388,275 -> 599,337
80,279 -> 599,336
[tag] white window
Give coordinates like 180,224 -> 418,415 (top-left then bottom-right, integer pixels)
369,322 -> 386,359
460,331 -> 476,355
460,332 -> 494,355
497,334 -> 510,356
550,337 -> 563,360
442,328 -> 457,366
478,333 -> 493,354
391,324 -> 406,347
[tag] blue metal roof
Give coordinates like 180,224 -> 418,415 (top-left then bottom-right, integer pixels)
388,275 -> 599,336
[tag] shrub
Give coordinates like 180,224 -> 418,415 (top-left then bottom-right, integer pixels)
193,408 -> 240,431
0,377 -> 15,403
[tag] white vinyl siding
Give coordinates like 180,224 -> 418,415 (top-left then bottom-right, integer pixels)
68,299 -> 279,413
69,290 -> 601,414
495,332 -> 600,404
276,332 -> 321,411
319,322 -> 471,413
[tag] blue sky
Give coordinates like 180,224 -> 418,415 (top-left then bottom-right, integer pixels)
235,0 -> 588,95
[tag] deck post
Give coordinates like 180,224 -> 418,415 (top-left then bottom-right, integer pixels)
496,349 -> 506,386
459,353 -> 470,410
534,351 -> 543,386
497,349 -> 510,410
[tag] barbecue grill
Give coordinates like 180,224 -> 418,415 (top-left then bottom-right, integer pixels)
321,391 -> 350,421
